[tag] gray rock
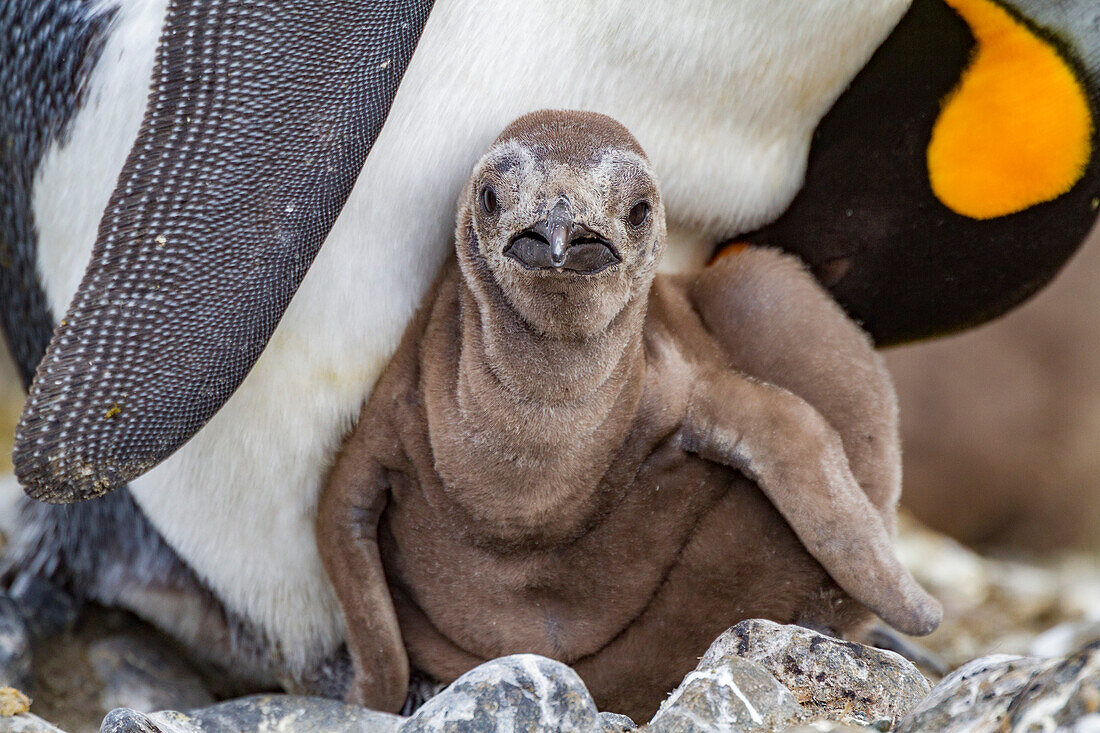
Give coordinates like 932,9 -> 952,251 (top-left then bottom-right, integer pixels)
5,575 -> 79,639
719,619 -> 930,724
1031,619 -> 1100,659
88,634 -> 215,715
0,594 -> 31,691
778,724 -> 871,733
3,713 -> 71,733
895,654 -> 1051,732
101,708 -> 183,733
598,711 -> 636,731
400,654 -> 599,732
899,644 -> 1100,731
1004,640 -> 1100,730
100,695 -> 405,733
647,646 -> 805,732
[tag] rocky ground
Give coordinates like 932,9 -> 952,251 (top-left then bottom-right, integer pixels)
3,517 -> 1100,732
2,340 -> 1098,726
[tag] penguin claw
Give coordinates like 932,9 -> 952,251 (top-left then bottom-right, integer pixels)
401,669 -> 446,716
858,622 -> 950,676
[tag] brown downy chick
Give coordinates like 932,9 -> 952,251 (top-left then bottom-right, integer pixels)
317,110 -> 941,720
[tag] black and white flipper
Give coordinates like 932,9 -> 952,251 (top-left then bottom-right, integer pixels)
14,0 -> 433,502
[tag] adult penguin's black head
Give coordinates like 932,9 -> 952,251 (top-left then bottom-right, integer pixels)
739,0 -> 1100,344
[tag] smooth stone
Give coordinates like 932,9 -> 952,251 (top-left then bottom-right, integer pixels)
719,619 -> 931,724
400,654 -> 599,732
3,713 -> 71,733
101,695 -> 405,733
0,594 -> 31,691
88,634 -> 215,715
647,643 -> 805,732
598,711 -> 637,731
897,642 -> 1100,726
101,708 -> 180,733
895,654 -> 1051,732
898,642 -> 1100,731
5,575 -> 79,639
1030,619 -> 1100,659
778,724 -> 872,732
1003,640 -> 1100,730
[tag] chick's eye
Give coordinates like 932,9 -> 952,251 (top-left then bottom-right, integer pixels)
481,186 -> 498,215
628,201 -> 650,227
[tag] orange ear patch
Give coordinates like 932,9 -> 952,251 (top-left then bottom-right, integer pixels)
712,242 -> 750,262
927,0 -> 1093,220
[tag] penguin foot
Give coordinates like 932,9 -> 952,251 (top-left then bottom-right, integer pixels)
293,649 -> 442,715
858,622 -> 949,676
401,669 -> 446,716
290,644 -> 352,700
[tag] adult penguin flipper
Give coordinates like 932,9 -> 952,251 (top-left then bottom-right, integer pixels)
740,0 -> 1100,346
13,0 -> 435,503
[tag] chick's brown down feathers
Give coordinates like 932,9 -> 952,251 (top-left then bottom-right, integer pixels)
317,110 -> 940,719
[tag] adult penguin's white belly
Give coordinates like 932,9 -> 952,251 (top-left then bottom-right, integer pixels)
31,0 -> 907,670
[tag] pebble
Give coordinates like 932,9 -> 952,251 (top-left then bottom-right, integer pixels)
5,576 -> 80,640
1002,640 -> 1100,731
3,713 -> 70,733
100,695 -> 405,733
778,724 -> 873,733
720,619 -> 930,724
72,624 -> 1100,733
598,711 -> 636,731
932,636 -> 1100,732
88,634 -> 215,716
647,643 -> 805,732
400,654 -> 599,732
13,519 -> 1100,732
95,657 -> 643,732
1031,619 -> 1100,659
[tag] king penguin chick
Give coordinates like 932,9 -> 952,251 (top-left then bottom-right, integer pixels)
317,110 -> 941,719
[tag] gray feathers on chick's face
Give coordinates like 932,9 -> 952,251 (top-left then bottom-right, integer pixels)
457,110 -> 666,339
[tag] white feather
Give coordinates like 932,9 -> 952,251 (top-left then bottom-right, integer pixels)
32,0 -> 909,669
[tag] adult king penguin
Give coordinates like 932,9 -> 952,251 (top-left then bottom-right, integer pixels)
2,0 -> 1099,690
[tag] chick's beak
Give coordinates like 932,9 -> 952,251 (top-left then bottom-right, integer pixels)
505,200 -> 620,274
